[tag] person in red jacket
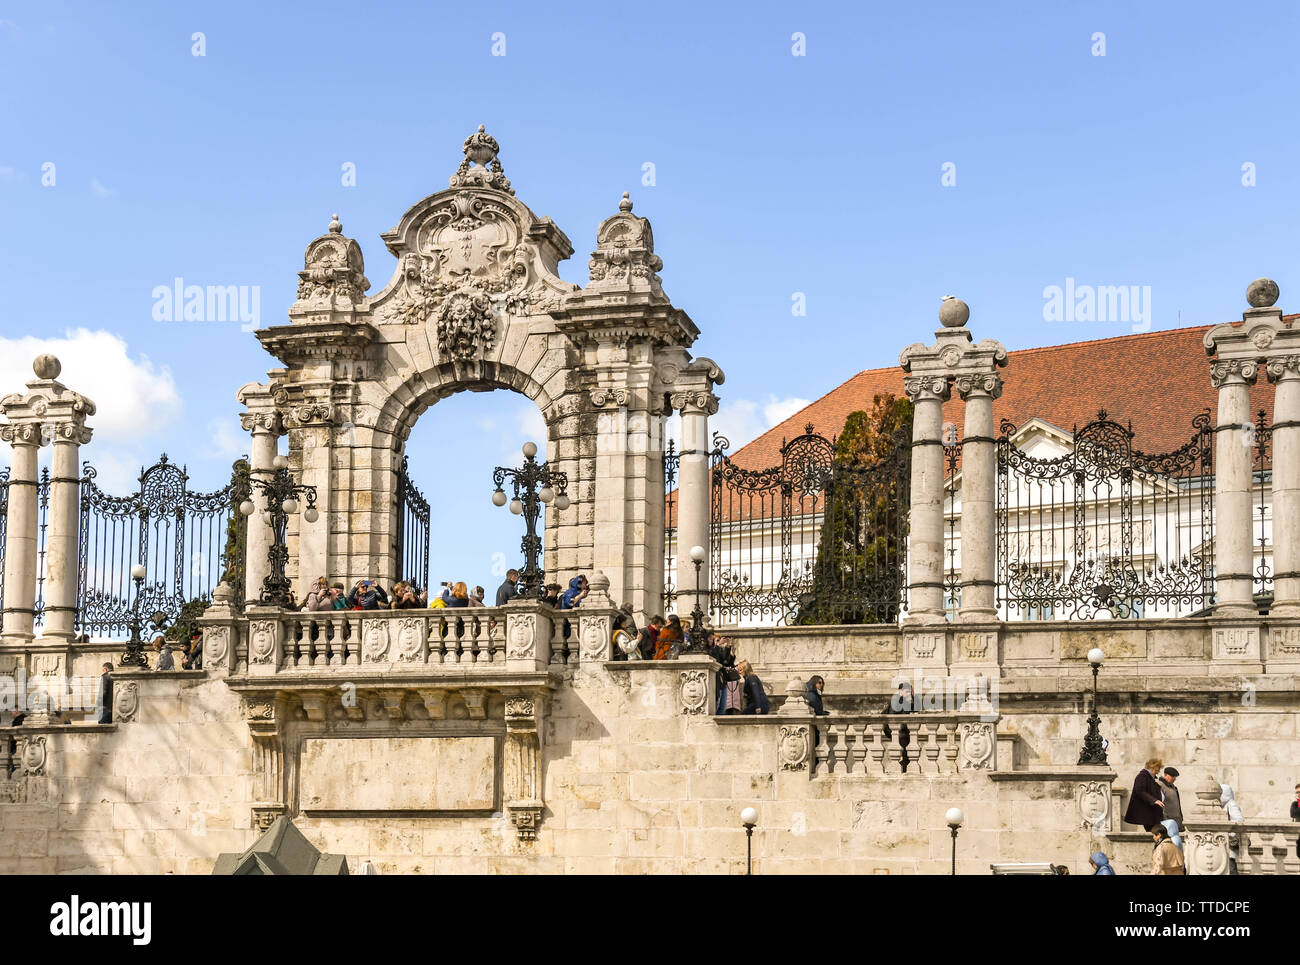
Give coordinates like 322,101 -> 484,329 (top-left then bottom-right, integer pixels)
1123,758 -> 1166,830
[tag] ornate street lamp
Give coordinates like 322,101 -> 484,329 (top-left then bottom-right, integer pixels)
946,807 -> 964,876
491,441 -> 569,599
740,806 -> 758,875
1078,647 -> 1108,765
239,454 -> 319,608
121,564 -> 169,668
681,544 -> 712,654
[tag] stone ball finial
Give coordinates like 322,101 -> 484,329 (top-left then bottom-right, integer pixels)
1246,277 -> 1279,308
328,213 -> 342,234
939,295 -> 970,328
33,354 -> 61,380
619,192 -> 633,213
588,571 -> 611,594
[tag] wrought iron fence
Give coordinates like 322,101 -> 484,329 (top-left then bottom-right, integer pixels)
663,439 -> 680,614
34,468 -> 50,624
709,423 -> 910,626
995,410 -> 1216,620
395,455 -> 431,593
77,455 -> 246,637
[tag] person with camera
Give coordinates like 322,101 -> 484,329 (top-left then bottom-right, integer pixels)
347,579 -> 388,610
390,581 -> 422,609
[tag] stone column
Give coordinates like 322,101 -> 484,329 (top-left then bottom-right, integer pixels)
956,376 -> 1000,621
42,422 -> 93,643
674,392 -> 716,622
903,376 -> 950,624
0,426 -> 40,645
240,410 -> 281,605
1268,357 -> 1300,615
1210,361 -> 1258,616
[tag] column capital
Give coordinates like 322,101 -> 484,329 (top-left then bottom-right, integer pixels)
903,375 -> 951,403
1209,359 -> 1259,389
1266,354 -> 1300,383
0,423 -> 41,446
0,355 -> 96,448
670,390 -> 719,416
954,373 -> 1003,401
240,410 -> 283,434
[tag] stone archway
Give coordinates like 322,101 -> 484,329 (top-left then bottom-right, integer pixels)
238,127 -> 724,618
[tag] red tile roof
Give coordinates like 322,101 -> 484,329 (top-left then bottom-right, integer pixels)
720,323 -> 1285,470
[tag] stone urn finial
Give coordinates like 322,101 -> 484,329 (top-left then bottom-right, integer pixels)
33,354 -> 61,380
939,295 -> 970,328
450,125 -> 512,194
1193,772 -> 1225,816
619,192 -> 633,213
1246,277 -> 1279,309
777,678 -> 810,716
328,213 -> 342,234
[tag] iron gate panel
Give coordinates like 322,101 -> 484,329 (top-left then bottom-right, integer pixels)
395,455 -> 430,593
77,455 -> 245,637
710,423 -> 910,626
1251,409 -> 1273,601
996,410 -> 1215,620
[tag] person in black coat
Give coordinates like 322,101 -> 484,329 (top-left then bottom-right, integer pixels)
1123,760 -> 1167,830
805,675 -> 828,715
1291,783 -> 1300,857
97,663 -> 113,724
738,660 -> 769,715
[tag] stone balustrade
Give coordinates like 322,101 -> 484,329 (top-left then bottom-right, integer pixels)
200,600 -> 597,678
811,712 -> 997,776
1183,821 -> 1300,875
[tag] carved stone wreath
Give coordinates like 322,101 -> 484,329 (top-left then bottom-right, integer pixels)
779,724 -> 811,771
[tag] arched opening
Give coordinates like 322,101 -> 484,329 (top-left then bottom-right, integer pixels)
397,388 -> 550,604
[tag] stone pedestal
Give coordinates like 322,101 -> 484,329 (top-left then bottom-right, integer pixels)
505,601 -> 553,672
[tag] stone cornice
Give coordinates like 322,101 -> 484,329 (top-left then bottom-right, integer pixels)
256,321 -> 377,365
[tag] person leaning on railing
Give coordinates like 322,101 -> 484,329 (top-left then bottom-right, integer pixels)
347,580 -> 388,610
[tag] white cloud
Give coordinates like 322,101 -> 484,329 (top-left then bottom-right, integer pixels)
0,329 -> 181,447
207,415 -> 247,463
90,177 -> 116,199
710,394 -> 812,451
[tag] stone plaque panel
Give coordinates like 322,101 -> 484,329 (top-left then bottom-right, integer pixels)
299,736 -> 496,812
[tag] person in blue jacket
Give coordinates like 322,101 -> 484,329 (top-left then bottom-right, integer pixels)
1089,852 -> 1115,875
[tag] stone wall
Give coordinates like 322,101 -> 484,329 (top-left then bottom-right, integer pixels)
4,620 -> 1299,875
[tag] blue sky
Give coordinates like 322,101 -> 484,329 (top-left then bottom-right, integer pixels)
2,1 -> 1299,590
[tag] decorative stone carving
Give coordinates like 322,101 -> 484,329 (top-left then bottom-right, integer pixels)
113,682 -> 139,723
393,618 -> 425,662
362,621 -> 390,663
1078,780 -> 1111,831
669,390 -> 720,415
509,805 -> 544,841
957,631 -> 994,661
1273,627 -> 1300,655
959,722 -> 995,770
589,387 -> 630,408
252,805 -> 286,833
505,696 -> 535,720
294,214 -> 370,306
579,616 -> 611,663
506,614 -> 537,659
586,193 -> 664,296
20,735 -> 47,775
678,670 -> 708,715
778,724 -> 812,771
905,631 -> 944,663
449,125 -> 513,195
204,626 -> 230,667
244,698 -> 276,721
1213,626 -> 1259,660
1208,359 -> 1259,388
0,779 -> 26,803
1187,831 -> 1231,876
249,620 -> 277,665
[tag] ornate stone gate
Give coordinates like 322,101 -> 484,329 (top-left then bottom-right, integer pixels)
239,128 -> 723,617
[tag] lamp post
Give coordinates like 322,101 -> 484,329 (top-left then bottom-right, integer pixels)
491,441 -> 569,599
120,564 -> 150,668
1077,647 -> 1108,765
238,454 -> 319,608
682,544 -> 712,654
740,806 -> 758,875
946,807 -> 963,876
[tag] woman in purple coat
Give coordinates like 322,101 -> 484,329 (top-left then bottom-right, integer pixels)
1123,759 -> 1166,830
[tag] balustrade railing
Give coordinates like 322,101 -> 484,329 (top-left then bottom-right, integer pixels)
1184,821 -> 1300,875
812,712 -> 994,776
267,606 -> 581,671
